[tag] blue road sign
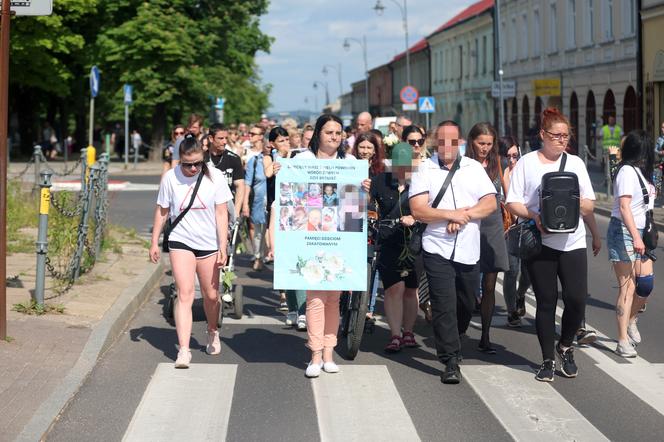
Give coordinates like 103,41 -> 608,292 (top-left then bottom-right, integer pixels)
215,97 -> 225,110
90,66 -> 100,98
418,96 -> 435,114
124,84 -> 133,105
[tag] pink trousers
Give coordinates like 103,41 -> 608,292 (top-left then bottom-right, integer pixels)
306,291 -> 341,351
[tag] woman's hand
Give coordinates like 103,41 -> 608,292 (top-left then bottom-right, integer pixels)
273,162 -> 281,175
400,215 -> 416,227
149,243 -> 161,263
633,236 -> 646,256
591,235 -> 601,256
217,249 -> 228,268
242,204 -> 250,218
361,179 -> 371,193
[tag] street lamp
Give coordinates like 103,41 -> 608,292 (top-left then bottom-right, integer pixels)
322,64 -> 343,101
313,81 -> 329,109
494,0 -> 505,137
374,0 -> 410,87
343,36 -> 369,111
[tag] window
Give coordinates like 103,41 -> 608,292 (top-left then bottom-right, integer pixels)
474,38 -> 479,76
511,17 -> 518,61
623,0 -> 636,36
466,42 -> 471,77
567,0 -> 576,49
602,0 -> 613,40
482,35 -> 487,74
534,9 -> 541,55
459,45 -> 463,79
584,0 -> 594,45
549,3 -> 558,52
522,14 -> 529,58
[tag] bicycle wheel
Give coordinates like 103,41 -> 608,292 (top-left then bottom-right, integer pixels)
345,263 -> 372,359
233,284 -> 243,319
339,292 -> 351,337
165,283 -> 176,320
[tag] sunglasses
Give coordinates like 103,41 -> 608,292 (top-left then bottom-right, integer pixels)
174,131 -> 185,136
407,138 -> 425,147
250,131 -> 263,136
506,154 -> 520,159
181,161 -> 204,169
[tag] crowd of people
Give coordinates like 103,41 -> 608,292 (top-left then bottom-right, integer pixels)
148,109 -> 659,384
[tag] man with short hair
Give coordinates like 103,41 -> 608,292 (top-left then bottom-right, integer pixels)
395,115 -> 413,139
347,111 -> 373,149
171,113 -> 205,167
206,123 -> 245,219
409,120 -> 497,385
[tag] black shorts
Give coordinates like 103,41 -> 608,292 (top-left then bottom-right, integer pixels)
377,245 -> 418,290
168,241 -> 218,259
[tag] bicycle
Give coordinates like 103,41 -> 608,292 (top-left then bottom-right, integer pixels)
339,213 -> 398,359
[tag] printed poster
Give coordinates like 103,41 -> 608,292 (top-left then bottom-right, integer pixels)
274,159 -> 368,291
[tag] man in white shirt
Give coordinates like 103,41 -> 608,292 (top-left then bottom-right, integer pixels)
409,120 -> 497,385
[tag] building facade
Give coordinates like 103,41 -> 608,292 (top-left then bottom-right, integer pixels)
351,80 -> 367,117
390,39 -> 431,126
368,63 -> 394,117
499,0 -> 638,152
642,0 -> 664,140
427,0 -> 495,135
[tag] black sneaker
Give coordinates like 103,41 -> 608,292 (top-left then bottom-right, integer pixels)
441,358 -> 462,384
535,359 -> 555,382
576,328 -> 597,346
556,344 -> 578,378
506,312 -> 522,328
516,295 -> 526,317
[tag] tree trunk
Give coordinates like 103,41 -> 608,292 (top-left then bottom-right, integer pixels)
150,102 -> 166,161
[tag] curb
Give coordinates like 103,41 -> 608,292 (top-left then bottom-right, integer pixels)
16,261 -> 165,442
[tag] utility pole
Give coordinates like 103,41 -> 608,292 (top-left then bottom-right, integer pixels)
494,0 -> 505,137
0,0 -> 11,340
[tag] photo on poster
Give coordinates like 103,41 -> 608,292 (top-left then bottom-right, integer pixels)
291,206 -> 308,231
321,207 -> 338,232
279,182 -> 294,206
306,183 -> 323,207
322,183 -> 338,207
306,208 -> 322,231
292,183 -> 308,206
278,206 -> 293,231
338,184 -> 365,232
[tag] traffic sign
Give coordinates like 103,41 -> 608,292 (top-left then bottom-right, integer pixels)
399,85 -> 419,104
0,0 -> 52,15
418,96 -> 435,113
402,103 -> 417,111
90,66 -> 100,98
491,81 -> 516,98
215,97 -> 225,110
123,84 -> 133,105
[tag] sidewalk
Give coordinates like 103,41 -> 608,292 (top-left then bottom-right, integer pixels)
1,234 -> 163,441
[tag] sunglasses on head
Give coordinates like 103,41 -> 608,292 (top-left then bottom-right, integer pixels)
180,161 -> 204,169
407,138 -> 425,147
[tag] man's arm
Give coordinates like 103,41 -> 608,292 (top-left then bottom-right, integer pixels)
409,193 -> 470,225
466,194 -> 498,220
233,179 -> 245,217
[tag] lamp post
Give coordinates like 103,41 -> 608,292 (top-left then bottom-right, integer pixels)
343,36 -> 369,111
374,0 -> 410,87
494,0 -> 505,137
313,81 -> 329,109
322,64 -> 343,100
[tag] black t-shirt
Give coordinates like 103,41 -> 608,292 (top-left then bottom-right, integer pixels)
370,172 -> 411,244
205,148 -> 244,195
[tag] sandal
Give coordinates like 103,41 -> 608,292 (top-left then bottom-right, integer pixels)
420,301 -> 432,324
384,335 -> 402,353
401,331 -> 420,348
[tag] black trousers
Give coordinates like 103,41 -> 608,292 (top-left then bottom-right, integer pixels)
423,251 -> 479,364
526,246 -> 587,360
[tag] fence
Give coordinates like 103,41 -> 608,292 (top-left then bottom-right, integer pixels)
12,146 -> 110,303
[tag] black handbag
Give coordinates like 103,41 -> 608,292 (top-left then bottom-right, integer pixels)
506,220 -> 542,260
162,171 -> 204,252
408,156 -> 460,256
632,166 -> 659,251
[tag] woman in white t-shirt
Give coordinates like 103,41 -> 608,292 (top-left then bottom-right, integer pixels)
506,108 -> 597,382
607,130 -> 656,358
150,135 -> 232,368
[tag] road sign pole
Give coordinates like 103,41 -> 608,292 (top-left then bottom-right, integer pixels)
88,97 -> 94,147
0,0 -> 11,340
124,104 -> 129,169
426,113 -> 430,132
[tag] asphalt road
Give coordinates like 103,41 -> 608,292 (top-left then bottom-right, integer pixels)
47,176 -> 664,441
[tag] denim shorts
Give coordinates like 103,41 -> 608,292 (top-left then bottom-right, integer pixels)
607,217 -> 644,263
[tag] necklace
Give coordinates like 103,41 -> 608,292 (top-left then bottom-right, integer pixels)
209,151 -> 224,167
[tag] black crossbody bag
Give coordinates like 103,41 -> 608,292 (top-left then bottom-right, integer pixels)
162,172 -> 204,252
408,156 -> 460,256
631,166 -> 659,251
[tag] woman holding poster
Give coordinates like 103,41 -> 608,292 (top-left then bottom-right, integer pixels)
291,114 -> 371,378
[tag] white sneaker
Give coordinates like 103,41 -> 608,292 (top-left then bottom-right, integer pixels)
305,361 -> 323,378
221,293 -> 233,303
627,319 -> 641,345
615,340 -> 637,358
206,330 -> 221,355
175,348 -> 192,368
296,315 -> 307,331
285,311 -> 297,326
323,361 -> 340,373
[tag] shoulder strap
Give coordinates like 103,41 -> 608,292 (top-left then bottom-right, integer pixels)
385,183 -> 410,220
630,165 -> 650,206
432,155 -> 461,209
558,152 -> 567,172
170,172 -> 204,232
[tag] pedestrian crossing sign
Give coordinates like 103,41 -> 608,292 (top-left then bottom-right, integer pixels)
418,96 -> 435,113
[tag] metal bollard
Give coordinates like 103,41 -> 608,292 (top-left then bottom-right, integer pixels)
33,145 -> 42,190
35,171 -> 53,306
80,147 -> 87,195
73,164 -> 99,280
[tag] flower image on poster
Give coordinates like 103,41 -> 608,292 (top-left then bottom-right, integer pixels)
274,159 -> 368,291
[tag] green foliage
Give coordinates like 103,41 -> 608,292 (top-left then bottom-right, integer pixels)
221,270 -> 236,293
12,300 -> 66,315
7,180 -> 38,253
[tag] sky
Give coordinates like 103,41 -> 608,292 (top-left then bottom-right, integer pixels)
256,0 -> 477,113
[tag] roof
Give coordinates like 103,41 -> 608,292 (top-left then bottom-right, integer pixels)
427,0 -> 494,38
392,38 -> 429,62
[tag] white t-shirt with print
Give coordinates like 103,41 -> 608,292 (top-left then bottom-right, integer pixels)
157,166 -> 232,250
611,165 -> 656,229
409,155 -> 497,265
506,151 -> 595,251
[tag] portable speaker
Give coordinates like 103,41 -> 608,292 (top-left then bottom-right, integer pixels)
539,172 -> 580,233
